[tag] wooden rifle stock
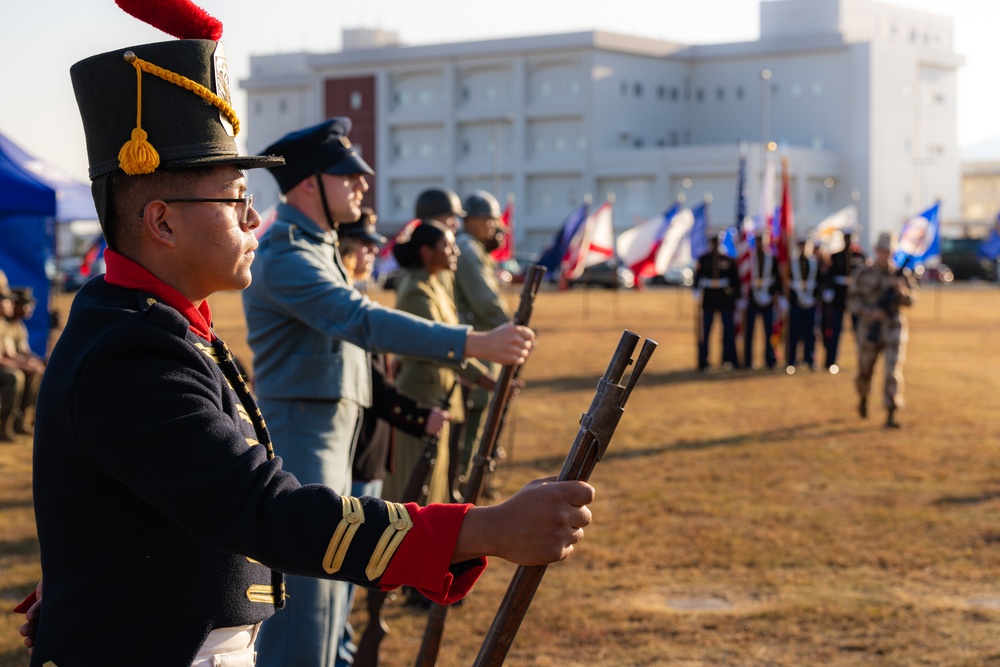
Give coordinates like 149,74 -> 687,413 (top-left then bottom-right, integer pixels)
412,264 -> 546,667
472,330 -> 658,667
354,381 -> 457,667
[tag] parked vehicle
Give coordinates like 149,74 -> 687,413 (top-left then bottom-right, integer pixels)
568,260 -> 636,289
939,237 -> 995,281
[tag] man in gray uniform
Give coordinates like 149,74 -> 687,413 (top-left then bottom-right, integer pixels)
242,119 -> 531,667
454,190 -> 513,488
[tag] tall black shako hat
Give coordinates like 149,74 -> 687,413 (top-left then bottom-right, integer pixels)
262,119 -> 374,194
71,0 -> 283,180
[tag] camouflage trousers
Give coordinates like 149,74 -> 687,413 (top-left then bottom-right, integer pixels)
854,324 -> 908,410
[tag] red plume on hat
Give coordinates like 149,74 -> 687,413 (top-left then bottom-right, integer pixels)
115,0 -> 223,40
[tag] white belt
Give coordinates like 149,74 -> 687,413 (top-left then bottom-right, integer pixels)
192,623 -> 260,667
698,278 -> 731,289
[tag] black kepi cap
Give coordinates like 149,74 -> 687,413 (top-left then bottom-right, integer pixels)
338,208 -> 387,245
261,118 -> 375,194
71,39 -> 284,179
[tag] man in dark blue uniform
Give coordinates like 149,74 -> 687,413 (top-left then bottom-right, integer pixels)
820,231 -> 866,374
693,234 -> 739,371
22,28 -> 594,666
743,233 -> 782,370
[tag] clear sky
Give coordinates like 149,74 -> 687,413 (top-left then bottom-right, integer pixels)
0,0 -> 995,182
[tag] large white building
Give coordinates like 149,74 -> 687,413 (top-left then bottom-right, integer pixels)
241,0 -> 963,252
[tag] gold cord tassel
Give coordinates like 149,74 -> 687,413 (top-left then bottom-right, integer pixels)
118,54 -> 160,175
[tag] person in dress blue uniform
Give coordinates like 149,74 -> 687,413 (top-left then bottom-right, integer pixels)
787,237 -> 820,371
21,27 -> 594,666
693,234 -> 739,371
242,119 -> 538,667
743,232 -> 783,370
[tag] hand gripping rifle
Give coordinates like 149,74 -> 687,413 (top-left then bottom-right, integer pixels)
472,330 -> 657,667
411,264 -> 546,667
355,264 -> 545,667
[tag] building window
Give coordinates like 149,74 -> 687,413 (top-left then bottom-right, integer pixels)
790,82 -> 802,98
695,88 -> 704,103
657,85 -> 666,99
633,138 -> 644,148
485,84 -> 497,100
812,82 -> 823,97
569,79 -> 580,95
350,91 -> 362,110
670,130 -> 679,146
418,90 -> 434,105
671,86 -> 680,102
278,98 -> 289,123
539,81 -> 552,98
577,136 -> 587,151
716,86 -> 725,102
419,142 -> 433,157
620,81 -> 628,96
534,137 -> 545,153
736,86 -> 745,100
634,82 -> 643,97
461,140 -> 470,155
253,101 -> 262,116
770,82 -> 780,97
554,136 -> 566,152
460,86 -> 470,101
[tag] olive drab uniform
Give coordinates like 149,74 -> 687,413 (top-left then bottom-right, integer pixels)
454,229 -> 511,481
847,260 -> 916,416
694,244 -> 739,370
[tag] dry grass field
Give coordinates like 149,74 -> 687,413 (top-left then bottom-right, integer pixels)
2,283 -> 999,666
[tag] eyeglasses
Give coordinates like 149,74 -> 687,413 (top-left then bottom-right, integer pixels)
160,194 -> 255,225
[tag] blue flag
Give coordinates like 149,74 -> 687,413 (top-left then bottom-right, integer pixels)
689,200 -> 710,259
894,201 -> 940,266
978,212 -> 1000,260
535,202 -> 590,275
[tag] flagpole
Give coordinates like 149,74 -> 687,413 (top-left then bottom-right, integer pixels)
608,192 -> 619,321
580,193 -> 593,322
780,152 -> 793,370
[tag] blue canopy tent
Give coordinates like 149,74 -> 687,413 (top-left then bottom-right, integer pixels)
0,131 -> 96,355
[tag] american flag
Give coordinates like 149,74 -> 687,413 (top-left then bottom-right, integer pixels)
733,144 -> 754,338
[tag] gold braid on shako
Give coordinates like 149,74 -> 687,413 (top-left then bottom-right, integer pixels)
118,50 -> 241,175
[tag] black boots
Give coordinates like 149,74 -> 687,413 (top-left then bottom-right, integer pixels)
885,408 -> 900,429
858,397 -> 867,419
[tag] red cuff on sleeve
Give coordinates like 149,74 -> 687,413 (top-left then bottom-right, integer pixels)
378,502 -> 487,605
13,590 -> 37,614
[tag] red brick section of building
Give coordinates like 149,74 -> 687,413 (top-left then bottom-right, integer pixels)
325,76 -> 377,209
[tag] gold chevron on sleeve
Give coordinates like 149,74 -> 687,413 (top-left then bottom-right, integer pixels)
246,583 -> 279,604
365,502 -> 413,581
322,496 -> 365,574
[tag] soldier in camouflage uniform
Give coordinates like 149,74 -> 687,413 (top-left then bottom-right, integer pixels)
847,232 -> 917,428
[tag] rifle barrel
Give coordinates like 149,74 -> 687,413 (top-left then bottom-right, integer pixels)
472,330 -> 657,667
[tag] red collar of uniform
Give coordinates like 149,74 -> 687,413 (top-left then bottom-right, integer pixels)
103,249 -> 215,341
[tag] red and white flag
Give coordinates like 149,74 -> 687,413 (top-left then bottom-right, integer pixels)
562,201 -> 615,281
491,199 -> 515,262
